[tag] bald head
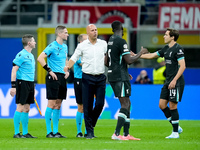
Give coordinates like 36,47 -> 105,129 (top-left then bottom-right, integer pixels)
86,24 -> 96,33
77,34 -> 88,43
86,24 -> 98,42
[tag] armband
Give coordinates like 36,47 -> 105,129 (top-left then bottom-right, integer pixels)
43,64 -> 52,72
11,81 -> 16,88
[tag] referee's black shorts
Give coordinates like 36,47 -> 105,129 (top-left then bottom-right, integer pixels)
74,78 -> 82,104
46,72 -> 67,100
16,80 -> 34,105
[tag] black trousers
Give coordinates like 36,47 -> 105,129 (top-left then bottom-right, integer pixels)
82,73 -> 106,135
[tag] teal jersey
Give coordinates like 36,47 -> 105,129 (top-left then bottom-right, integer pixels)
44,41 -> 68,74
13,49 -> 35,81
74,58 -> 82,79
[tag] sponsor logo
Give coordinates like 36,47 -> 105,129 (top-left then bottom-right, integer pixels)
108,41 -> 113,45
123,44 -> 128,49
126,89 -> 129,94
124,49 -> 129,52
177,49 -> 184,55
166,59 -> 172,64
169,52 -> 172,57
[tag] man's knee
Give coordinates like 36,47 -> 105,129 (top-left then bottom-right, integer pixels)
78,104 -> 84,113
119,97 -> 130,109
47,100 -> 57,109
159,99 -> 168,110
16,104 -> 24,112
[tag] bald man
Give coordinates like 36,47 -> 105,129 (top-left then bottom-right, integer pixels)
66,24 -> 107,139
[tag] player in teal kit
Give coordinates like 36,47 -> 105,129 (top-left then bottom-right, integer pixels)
10,34 -> 37,138
141,28 -> 186,139
37,25 -> 69,138
74,34 -> 88,138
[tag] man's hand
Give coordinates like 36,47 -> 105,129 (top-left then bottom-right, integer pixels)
168,80 -> 176,89
64,66 -> 69,72
10,88 -> 16,97
130,51 -> 135,56
141,46 -> 149,54
64,71 -> 70,79
49,71 -> 58,80
129,74 -> 133,80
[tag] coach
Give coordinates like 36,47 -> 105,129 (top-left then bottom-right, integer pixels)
65,24 -> 107,139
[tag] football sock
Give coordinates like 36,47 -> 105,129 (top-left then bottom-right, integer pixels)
21,112 -> 29,135
84,128 -> 87,135
45,107 -> 53,134
123,112 -> 130,136
13,111 -> 22,135
170,109 -> 179,132
53,109 -> 60,134
76,111 -> 83,134
83,114 -> 87,135
115,108 -> 128,136
162,106 -> 172,123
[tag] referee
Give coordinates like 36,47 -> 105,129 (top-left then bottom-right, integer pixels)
10,34 -> 37,138
37,25 -> 69,138
66,24 -> 107,139
74,34 -> 88,138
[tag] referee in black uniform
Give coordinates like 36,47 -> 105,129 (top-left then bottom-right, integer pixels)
105,21 -> 148,140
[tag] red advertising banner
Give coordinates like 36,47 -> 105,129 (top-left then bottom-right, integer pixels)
158,3 -> 200,30
52,3 -> 140,27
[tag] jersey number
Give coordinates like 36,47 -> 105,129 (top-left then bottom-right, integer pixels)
108,49 -> 111,66
170,89 -> 176,97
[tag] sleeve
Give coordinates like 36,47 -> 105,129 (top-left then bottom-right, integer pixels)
13,52 -> 24,67
70,43 -> 82,63
120,39 -> 130,56
156,45 -> 167,57
43,44 -> 53,56
176,47 -> 185,61
65,45 -> 68,57
103,40 -> 107,53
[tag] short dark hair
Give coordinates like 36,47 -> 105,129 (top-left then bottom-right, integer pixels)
166,28 -> 179,41
22,34 -> 34,47
111,21 -> 122,32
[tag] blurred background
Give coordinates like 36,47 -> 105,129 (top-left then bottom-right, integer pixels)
0,0 -> 199,119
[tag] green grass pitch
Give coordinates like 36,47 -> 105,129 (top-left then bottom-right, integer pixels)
0,119 -> 199,150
